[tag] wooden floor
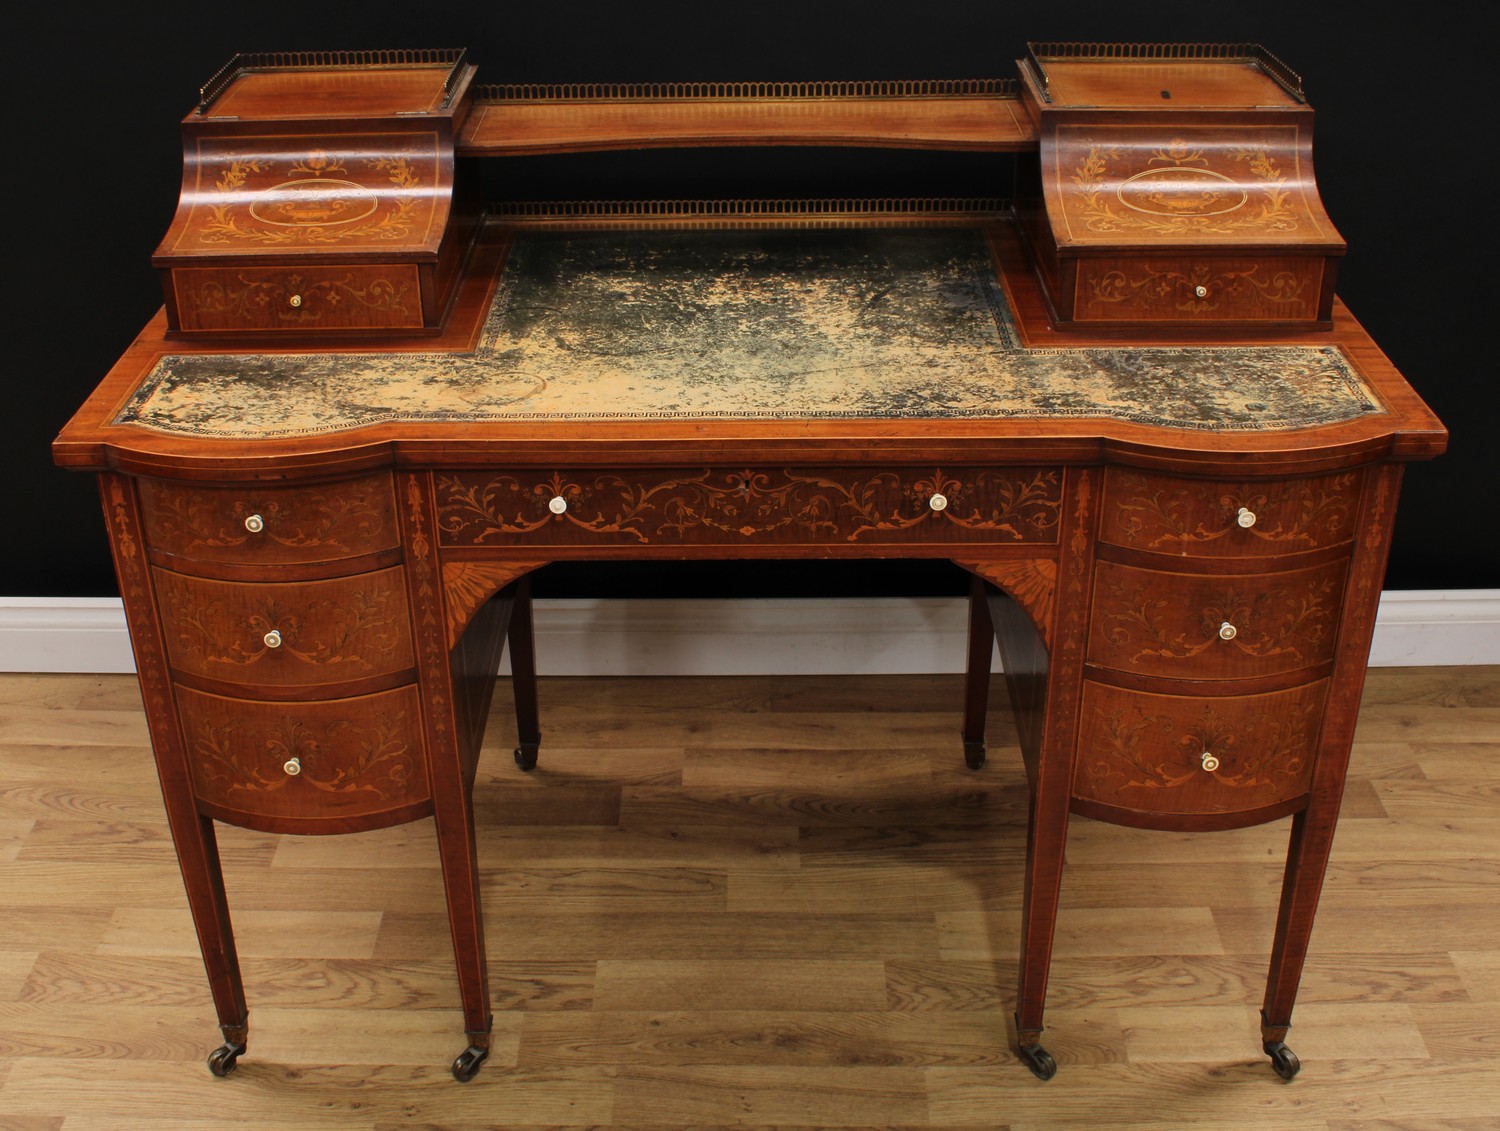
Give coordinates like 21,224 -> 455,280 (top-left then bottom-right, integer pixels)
1,666 -> 1497,1130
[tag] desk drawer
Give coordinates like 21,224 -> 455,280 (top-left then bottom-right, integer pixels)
154,566 -> 414,690
177,684 -> 429,830
435,466 -> 1063,548
1100,469 -> 1360,560
170,265 -> 425,333
1074,680 -> 1323,818
1072,255 -> 1326,324
1088,559 -> 1344,681
139,474 -> 399,568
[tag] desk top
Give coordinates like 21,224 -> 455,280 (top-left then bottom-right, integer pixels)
55,219 -> 1446,480
119,228 -> 1378,438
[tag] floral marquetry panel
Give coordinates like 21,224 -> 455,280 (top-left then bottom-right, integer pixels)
176,683 -> 431,831
1074,679 -> 1325,819
434,467 -> 1063,549
1099,468 -> 1361,559
1087,559 -> 1345,680
138,474 -> 400,567
153,567 -> 414,689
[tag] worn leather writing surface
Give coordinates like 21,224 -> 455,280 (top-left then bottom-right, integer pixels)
120,229 -> 1381,438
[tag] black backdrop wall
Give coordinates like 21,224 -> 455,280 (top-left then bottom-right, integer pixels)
15,2 -> 1492,601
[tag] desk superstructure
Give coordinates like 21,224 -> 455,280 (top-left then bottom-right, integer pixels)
53,45 -> 1446,1084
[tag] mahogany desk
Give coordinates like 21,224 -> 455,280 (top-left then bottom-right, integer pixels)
51,47 -> 1447,1084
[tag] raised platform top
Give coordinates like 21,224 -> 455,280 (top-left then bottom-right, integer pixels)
1022,43 -> 1305,109
192,49 -> 472,120
458,79 -> 1034,154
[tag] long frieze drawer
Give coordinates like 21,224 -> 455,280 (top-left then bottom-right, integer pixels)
434,467 -> 1063,547
1074,680 -> 1324,817
177,684 -> 429,827
139,473 -> 399,566
1088,559 -> 1346,680
154,566 -> 414,687
1072,256 -> 1326,323
1100,468 -> 1361,559
169,265 -> 425,333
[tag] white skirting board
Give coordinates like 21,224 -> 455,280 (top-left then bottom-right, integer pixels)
1,591 -> 1497,675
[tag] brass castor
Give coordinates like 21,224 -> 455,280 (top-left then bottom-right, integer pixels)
207,1041 -> 245,1077
452,1043 -> 489,1082
1265,1040 -> 1301,1080
1019,1043 -> 1057,1080
514,742 -> 539,772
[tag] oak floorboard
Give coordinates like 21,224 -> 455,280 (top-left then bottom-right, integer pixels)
98,907 -> 383,959
0,819 -> 33,863
2,667 -> 1498,1129
0,1002 -> 212,1061
0,951 -> 39,1002
1448,949 -> 1500,1003
17,955 -> 593,1013
617,782 -> 1019,828
926,1059 -> 1500,1124
519,1010 -> 1027,1069
3,1060 -> 614,1125
610,1065 -> 928,1126
592,959 -> 888,1013
936,906 -> 1226,960
248,1005 -> 523,1067
381,910 -> 942,963
475,823 -> 801,870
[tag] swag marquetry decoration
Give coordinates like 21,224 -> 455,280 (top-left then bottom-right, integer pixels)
194,146 -> 433,248
190,710 -> 421,801
177,271 -> 417,325
1083,690 -> 1320,800
159,580 -> 410,675
1071,137 -> 1300,238
1105,471 -> 1360,555
1093,563 -> 1344,674
1083,260 -> 1309,315
434,468 -> 1062,547
139,478 -> 397,558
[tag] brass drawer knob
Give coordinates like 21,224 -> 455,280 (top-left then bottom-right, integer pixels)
1237,507 -> 1257,529
1218,621 -> 1238,641
929,493 -> 948,512
284,756 -> 302,776
288,294 -> 303,309
243,513 -> 265,534
548,496 -> 568,515
1200,751 -> 1220,772
264,629 -> 283,649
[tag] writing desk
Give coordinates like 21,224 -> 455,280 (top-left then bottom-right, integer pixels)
52,46 -> 1447,1084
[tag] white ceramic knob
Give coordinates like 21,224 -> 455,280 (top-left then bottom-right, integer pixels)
1194,284 -> 1208,299
929,493 -> 948,512
548,496 -> 568,515
1200,751 -> 1220,772
1218,621 -> 1237,641
244,514 -> 265,533
1237,507 -> 1256,529
264,629 -> 283,649
288,294 -> 303,309
284,756 -> 302,776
